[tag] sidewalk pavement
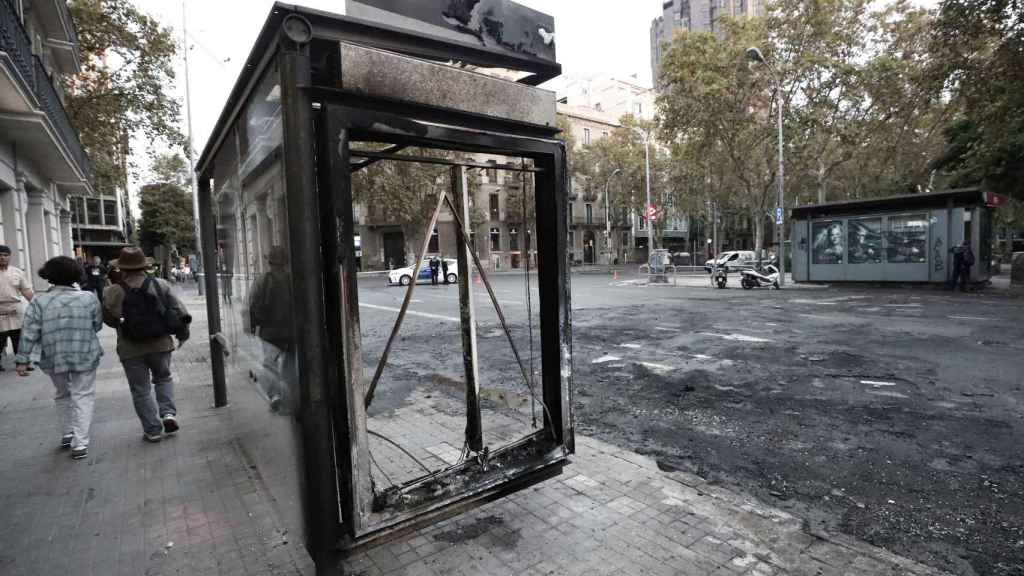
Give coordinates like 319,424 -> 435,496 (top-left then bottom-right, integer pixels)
0,287 -> 947,576
0,289 -> 314,576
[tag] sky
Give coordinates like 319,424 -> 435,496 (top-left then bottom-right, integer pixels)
133,0 -> 660,182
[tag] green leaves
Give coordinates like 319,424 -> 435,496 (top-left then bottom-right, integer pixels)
65,0 -> 184,192
139,153 -> 194,255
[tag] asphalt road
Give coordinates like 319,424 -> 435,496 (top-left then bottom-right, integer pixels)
358,271 -> 1024,576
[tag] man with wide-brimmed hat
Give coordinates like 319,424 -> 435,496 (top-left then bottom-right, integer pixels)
0,244 -> 34,371
103,247 -> 191,443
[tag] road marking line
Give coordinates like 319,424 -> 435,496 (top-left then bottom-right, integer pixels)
867,390 -> 909,399
654,326 -> 679,332
948,315 -> 991,321
884,304 -> 922,308
591,355 -> 621,364
359,303 -> 460,323
638,361 -> 673,372
690,354 -> 713,360
701,332 -> 773,343
861,380 -> 896,387
619,343 -> 642,349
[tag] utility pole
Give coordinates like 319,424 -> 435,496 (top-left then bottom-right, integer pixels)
182,0 -> 203,294
746,46 -> 786,287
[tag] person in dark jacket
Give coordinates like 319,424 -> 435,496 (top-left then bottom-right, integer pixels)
429,255 -> 440,285
248,246 -> 295,413
949,240 -> 975,292
82,256 -> 107,300
103,247 -> 190,443
441,256 -> 450,284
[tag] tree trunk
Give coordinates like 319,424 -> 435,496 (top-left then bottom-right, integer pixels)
754,212 -> 765,267
817,159 -> 828,204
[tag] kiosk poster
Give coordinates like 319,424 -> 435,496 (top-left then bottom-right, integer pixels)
812,221 -> 844,264
886,214 -> 928,263
848,218 -> 882,264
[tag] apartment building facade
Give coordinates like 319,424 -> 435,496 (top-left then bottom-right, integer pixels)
68,187 -> 130,261
1,0 -> 93,288
651,0 -> 764,87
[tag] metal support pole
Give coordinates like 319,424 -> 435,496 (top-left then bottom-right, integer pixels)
775,77 -> 786,287
451,166 -> 483,452
644,136 -> 652,252
197,176 -> 226,407
280,33 -> 340,572
182,0 -> 203,295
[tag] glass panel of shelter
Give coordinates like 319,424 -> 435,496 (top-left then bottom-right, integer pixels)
346,148 -> 545,528
209,60 -> 306,544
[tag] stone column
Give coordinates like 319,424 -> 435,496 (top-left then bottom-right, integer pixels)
26,188 -> 49,289
59,209 -> 73,257
9,175 -> 31,272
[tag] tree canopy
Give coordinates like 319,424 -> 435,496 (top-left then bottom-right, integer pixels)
929,0 -> 1024,197
138,153 -> 194,255
66,0 -> 185,194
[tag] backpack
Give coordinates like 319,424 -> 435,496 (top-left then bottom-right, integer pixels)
119,278 -> 182,340
963,248 -> 975,267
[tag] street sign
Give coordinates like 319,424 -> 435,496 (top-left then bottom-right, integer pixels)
647,204 -> 659,221
775,207 -> 784,225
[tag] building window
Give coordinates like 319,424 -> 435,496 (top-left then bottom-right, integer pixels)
490,227 -> 501,252
586,203 -> 593,224
635,102 -> 643,116
489,193 -> 500,220
486,160 -> 497,183
86,198 -> 101,225
509,227 -> 519,251
70,197 -> 85,225
583,128 -> 591,145
428,226 -> 439,253
103,200 -> 117,226
568,203 -> 574,223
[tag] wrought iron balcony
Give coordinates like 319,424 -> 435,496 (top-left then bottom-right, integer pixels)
1,0 -> 93,183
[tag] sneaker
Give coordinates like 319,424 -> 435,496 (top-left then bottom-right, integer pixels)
70,447 -> 88,460
161,415 -> 179,435
60,436 -> 73,450
143,433 -> 163,443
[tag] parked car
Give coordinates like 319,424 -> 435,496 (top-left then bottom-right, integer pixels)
704,250 -> 757,274
388,258 -> 459,286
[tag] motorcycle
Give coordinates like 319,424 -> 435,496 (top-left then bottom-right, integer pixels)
712,266 -> 728,289
740,264 -> 779,289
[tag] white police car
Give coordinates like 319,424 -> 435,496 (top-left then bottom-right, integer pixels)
388,258 -> 459,286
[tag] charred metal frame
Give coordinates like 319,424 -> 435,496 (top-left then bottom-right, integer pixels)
195,2 -> 572,570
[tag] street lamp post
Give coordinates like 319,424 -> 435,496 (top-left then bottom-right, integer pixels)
746,46 -> 785,287
604,168 -> 622,269
630,127 -> 653,256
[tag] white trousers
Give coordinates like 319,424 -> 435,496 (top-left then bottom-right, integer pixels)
48,369 -> 97,450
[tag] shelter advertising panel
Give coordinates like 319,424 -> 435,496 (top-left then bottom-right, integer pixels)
847,217 -> 883,264
886,214 -> 928,264
812,220 -> 844,264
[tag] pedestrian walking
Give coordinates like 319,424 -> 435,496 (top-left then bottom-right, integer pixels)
102,247 -> 191,443
429,255 -> 440,285
441,257 -> 450,284
0,245 -> 34,371
960,241 -> 975,291
949,240 -> 975,292
83,256 -> 107,300
15,257 -> 103,460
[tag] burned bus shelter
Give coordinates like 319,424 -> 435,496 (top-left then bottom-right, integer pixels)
194,2 -> 573,571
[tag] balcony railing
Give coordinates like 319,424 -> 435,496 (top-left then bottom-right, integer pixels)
1,0 -> 93,182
